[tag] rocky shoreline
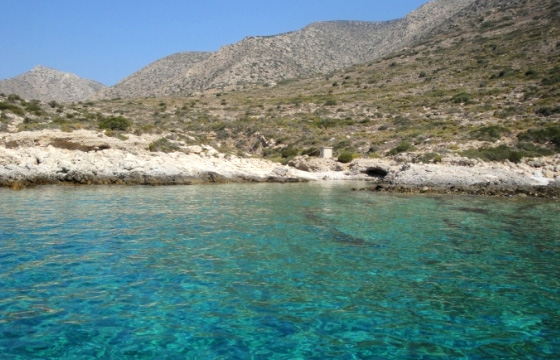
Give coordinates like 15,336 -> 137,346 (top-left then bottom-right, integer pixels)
0,130 -> 352,189
354,183 -> 560,198
2,130 -> 560,198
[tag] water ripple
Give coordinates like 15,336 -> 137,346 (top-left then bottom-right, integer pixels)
1,184 -> 559,358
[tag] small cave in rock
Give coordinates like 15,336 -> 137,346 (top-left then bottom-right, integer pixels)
364,167 -> 388,178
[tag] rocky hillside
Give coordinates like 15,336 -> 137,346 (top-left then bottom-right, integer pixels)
1,0 -> 558,174
0,66 -> 106,102
99,0 -> 475,98
96,52 -> 212,100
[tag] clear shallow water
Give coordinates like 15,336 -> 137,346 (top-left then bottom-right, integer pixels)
1,182 -> 559,359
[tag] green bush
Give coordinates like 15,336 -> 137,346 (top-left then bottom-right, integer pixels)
281,147 -> 299,158
525,69 -> 540,78
451,92 -> 472,104
148,138 -> 180,153
0,101 -> 25,116
392,116 -> 411,127
23,100 -> 43,115
518,126 -> 560,149
387,142 -> 413,156
542,66 -> 560,86
334,139 -> 351,150
470,125 -> 510,141
516,142 -> 554,156
418,152 -> 442,163
262,148 -> 281,158
490,68 -> 517,79
461,145 -> 523,163
7,94 -> 22,102
535,106 -> 560,117
337,152 -> 354,163
313,118 -> 338,129
98,116 -> 131,131
301,147 -> 320,157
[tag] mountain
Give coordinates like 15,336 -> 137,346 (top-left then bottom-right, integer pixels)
0,66 -> 106,102
99,0 -> 476,98
95,52 -> 212,100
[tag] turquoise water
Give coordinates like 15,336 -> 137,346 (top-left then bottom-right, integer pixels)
1,182 -> 559,359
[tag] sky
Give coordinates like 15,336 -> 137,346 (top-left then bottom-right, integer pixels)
0,0 -> 428,86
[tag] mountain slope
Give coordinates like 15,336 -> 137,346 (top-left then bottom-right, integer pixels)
101,0 -> 475,98
0,66 -> 106,102
96,52 -> 212,99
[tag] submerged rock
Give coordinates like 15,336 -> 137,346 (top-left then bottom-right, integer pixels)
355,182 -> 560,198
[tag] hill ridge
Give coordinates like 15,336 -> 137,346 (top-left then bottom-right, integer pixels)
0,66 -> 106,102
98,0 -> 475,98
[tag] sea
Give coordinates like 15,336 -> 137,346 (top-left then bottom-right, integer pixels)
1,182 -> 559,359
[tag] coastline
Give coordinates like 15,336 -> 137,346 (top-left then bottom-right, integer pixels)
2,129 -> 559,197
354,183 -> 560,198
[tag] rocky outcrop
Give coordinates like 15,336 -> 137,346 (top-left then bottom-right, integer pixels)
0,66 -> 106,102
349,156 -> 560,198
0,130 -> 355,188
286,155 -> 560,198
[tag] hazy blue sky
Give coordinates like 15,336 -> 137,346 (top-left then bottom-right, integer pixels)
0,0 -> 428,85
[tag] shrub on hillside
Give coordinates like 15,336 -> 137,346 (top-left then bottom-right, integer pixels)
542,66 -> 560,86
490,68 -> 517,79
23,100 -> 44,115
461,145 -> 523,163
525,69 -> 540,78
281,146 -> 299,158
148,138 -> 180,153
324,98 -> 337,106
7,94 -> 22,102
98,116 -> 131,131
417,152 -> 442,164
518,126 -> 560,149
451,92 -> 472,104
470,125 -> 510,141
0,102 -> 25,116
337,152 -> 354,163
535,106 -> 560,117
301,147 -> 320,157
392,116 -> 411,128
516,142 -> 554,156
387,142 -> 413,156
